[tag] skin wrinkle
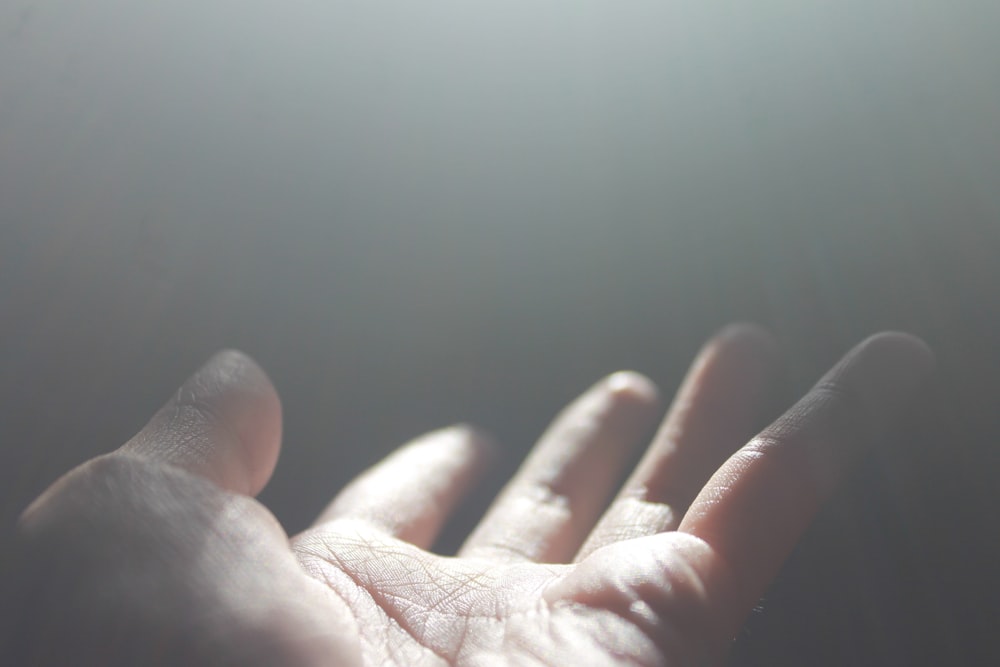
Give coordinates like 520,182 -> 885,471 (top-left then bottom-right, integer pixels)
295,526 -> 602,666
807,380 -> 882,441
173,395 -> 223,436
165,420 -> 211,462
126,392 -> 251,489
295,538 -> 451,667
290,554 -> 378,664
468,493 -> 572,561
296,528 -> 481,663
589,497 -> 677,548
142,351 -> 280,497
554,541 -> 715,666
486,599 -> 558,667
543,603 -> 655,667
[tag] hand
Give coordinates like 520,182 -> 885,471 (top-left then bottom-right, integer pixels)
5,326 -> 932,666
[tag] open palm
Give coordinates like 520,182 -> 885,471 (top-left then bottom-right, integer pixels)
9,326 -> 931,666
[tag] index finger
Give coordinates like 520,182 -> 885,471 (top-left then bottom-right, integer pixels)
678,332 -> 933,628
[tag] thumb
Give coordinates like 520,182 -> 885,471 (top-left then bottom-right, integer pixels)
119,350 -> 282,496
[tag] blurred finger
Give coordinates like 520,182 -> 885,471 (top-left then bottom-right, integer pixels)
678,332 -> 933,631
118,350 -> 282,497
576,324 -> 777,560
310,426 -> 494,549
459,372 -> 660,564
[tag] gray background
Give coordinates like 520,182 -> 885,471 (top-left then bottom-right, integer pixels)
2,1 -> 999,664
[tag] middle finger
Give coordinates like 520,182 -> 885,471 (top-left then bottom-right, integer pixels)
576,324 -> 777,560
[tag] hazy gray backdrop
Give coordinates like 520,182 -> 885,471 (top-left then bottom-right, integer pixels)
2,2 -> 999,664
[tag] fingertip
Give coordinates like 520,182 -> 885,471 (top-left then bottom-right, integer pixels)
604,371 -> 661,407
856,331 -> 934,372
674,332 -> 935,637
200,349 -> 282,415
123,349 -> 283,496
202,349 -> 283,493
681,323 -> 779,414
711,322 -> 778,361
827,332 -> 934,416
446,422 -> 496,446
312,424 -> 501,546
716,321 -> 770,340
428,423 -> 500,470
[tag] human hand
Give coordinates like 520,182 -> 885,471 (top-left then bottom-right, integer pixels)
4,326 -> 932,666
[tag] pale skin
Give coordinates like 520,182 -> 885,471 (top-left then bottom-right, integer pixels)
6,325 -> 933,666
